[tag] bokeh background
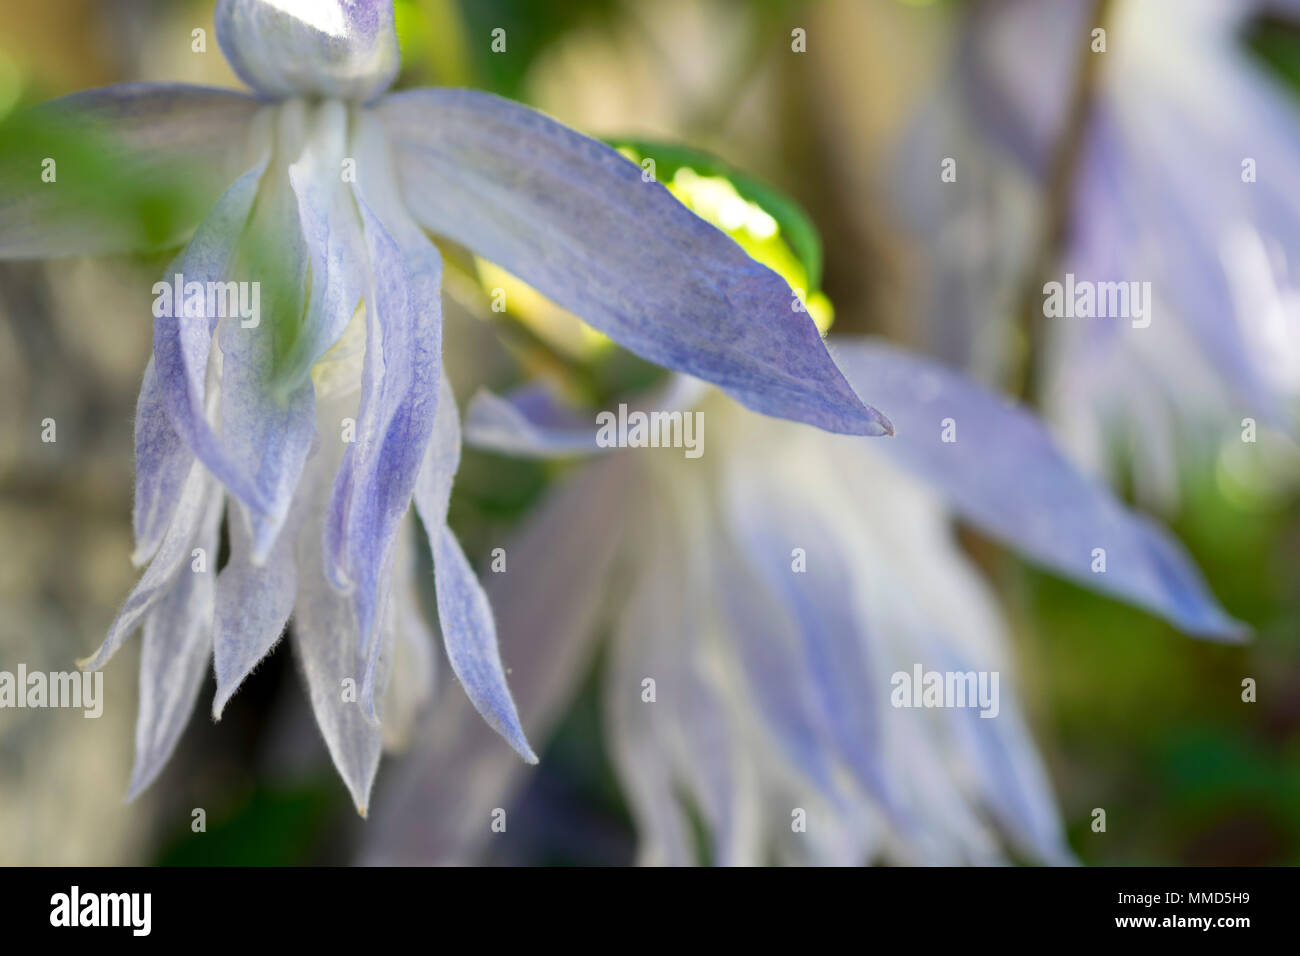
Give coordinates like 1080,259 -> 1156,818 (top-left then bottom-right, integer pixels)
0,0 -> 1297,866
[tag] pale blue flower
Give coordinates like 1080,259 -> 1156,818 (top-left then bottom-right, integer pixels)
361,338 -> 1243,864
898,0 -> 1300,503
0,0 -> 888,811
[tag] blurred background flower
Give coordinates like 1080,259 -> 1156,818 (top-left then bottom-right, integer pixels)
1,0 -> 1297,866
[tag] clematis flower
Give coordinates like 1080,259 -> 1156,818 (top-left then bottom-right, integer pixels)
362,338 -> 1243,865
0,0 -> 890,812
898,0 -> 1300,504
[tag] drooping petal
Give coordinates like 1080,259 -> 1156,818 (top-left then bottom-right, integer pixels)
377,89 -> 890,437
78,461 -> 221,672
327,114 -> 443,714
211,502 -> 299,719
463,385 -> 607,458
604,538 -> 699,866
152,158 -> 276,516
127,482 -> 224,800
601,473 -> 765,866
833,338 -> 1247,640
362,454 -> 629,864
131,357 -> 193,565
722,455 -> 897,819
945,666 -> 1075,865
0,84 -> 265,259
413,377 -> 536,763
215,0 -> 399,102
709,544 -> 847,805
463,375 -> 710,459
380,517 -> 437,752
217,103 -> 316,560
653,477 -> 765,866
735,406 -> 1069,863
431,525 -> 537,764
211,100 -> 365,559
292,395 -> 387,813
967,0 -> 1300,425
295,559 -> 386,814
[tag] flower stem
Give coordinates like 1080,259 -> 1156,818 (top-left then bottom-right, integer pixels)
1010,0 -> 1115,405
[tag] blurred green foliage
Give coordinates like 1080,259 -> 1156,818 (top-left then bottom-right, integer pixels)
157,780 -> 339,866
0,108 -> 211,251
1021,467 -> 1300,865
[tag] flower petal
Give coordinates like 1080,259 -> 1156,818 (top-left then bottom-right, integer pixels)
722,457 -> 897,817
463,376 -> 710,459
292,397 -> 388,813
78,462 -> 221,672
731,411 -> 1069,863
0,84 -> 265,259
326,114 -> 442,715
362,454 -> 628,863
833,338 -> 1247,640
377,89 -> 891,436
612,477 -> 763,866
211,101 -> 364,558
280,99 -> 366,387
431,524 -> 538,764
215,0 -> 399,102
411,376 -> 536,762
217,104 -> 317,560
295,570 -> 386,814
463,384 -> 606,458
709,546 -> 846,804
131,357 -> 194,566
946,677 -> 1075,865
380,517 -> 437,752
127,486 -> 224,800
152,158 -> 276,516
605,543 -> 701,866
211,502 -> 299,719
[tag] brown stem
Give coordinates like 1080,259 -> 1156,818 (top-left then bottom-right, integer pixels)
1011,0 -> 1116,404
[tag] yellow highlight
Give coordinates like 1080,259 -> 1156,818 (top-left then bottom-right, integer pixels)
476,259 -> 612,360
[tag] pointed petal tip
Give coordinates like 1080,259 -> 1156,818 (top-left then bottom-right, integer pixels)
1194,616 -> 1252,645
124,775 -> 151,805
344,774 -> 375,819
861,395 -> 895,436
834,395 -> 893,437
503,722 -> 539,764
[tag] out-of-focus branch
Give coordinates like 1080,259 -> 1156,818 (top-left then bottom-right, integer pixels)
1011,0 -> 1115,404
